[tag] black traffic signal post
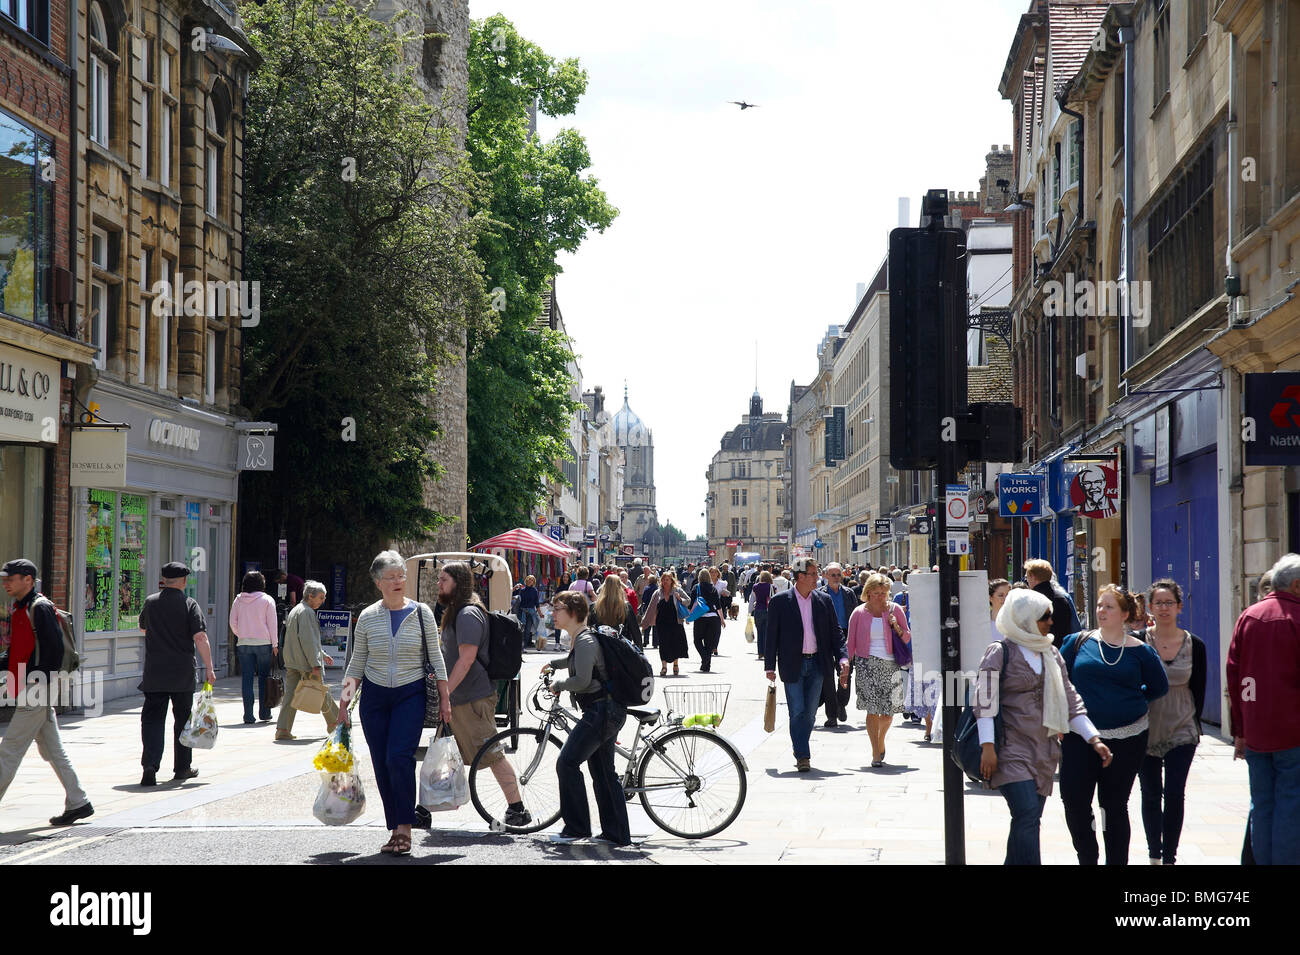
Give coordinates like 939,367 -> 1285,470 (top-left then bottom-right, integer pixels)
889,189 -> 1024,865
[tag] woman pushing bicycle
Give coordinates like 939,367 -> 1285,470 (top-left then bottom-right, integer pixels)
539,590 -> 633,847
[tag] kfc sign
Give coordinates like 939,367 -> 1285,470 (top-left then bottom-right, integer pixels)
1069,463 -> 1119,519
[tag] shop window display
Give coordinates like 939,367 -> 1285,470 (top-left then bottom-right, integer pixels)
83,488 -> 148,632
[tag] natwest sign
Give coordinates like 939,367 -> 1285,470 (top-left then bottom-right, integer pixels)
1245,372 -> 1300,466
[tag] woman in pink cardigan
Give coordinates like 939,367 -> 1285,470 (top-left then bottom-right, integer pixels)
228,571 -> 280,724
842,573 -> 911,767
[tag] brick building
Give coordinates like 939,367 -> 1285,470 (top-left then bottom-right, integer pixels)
0,0 -> 97,671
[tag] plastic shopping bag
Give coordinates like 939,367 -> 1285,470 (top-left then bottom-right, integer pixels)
313,771 -> 366,825
178,682 -> 219,750
419,734 -> 469,812
744,616 -> 756,642
313,721 -> 356,773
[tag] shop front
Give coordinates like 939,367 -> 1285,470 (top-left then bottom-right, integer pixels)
75,383 -> 240,702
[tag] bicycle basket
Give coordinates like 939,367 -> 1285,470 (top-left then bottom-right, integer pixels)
662,684 -> 730,729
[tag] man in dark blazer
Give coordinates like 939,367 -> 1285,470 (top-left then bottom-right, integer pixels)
764,557 -> 849,772
818,563 -> 858,727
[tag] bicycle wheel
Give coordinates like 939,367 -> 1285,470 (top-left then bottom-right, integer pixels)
636,728 -> 746,839
468,727 -> 563,834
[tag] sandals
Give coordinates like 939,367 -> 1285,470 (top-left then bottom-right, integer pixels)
673,663 -> 680,676
380,833 -> 412,856
660,665 -> 668,677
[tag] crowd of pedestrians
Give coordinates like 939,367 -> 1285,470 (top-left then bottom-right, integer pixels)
1,542 -> 1296,866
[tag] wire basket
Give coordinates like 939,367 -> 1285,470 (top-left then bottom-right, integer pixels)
662,684 -> 730,729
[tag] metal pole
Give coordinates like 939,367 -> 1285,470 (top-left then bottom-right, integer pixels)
1012,514 -> 1024,583
935,224 -> 965,866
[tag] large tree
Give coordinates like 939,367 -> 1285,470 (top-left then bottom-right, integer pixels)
239,0 -> 491,569
465,15 -> 617,541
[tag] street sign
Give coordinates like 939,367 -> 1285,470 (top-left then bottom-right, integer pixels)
946,530 -> 970,555
945,484 -> 971,528
974,513 -> 989,523
708,549 -> 717,557
975,494 -> 986,515
814,538 -> 825,549
548,525 -> 564,541
997,473 -> 1045,517
874,519 -> 891,535
620,545 -> 634,556
778,535 -> 787,543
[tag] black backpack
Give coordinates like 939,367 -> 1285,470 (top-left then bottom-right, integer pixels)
483,610 -> 524,681
589,626 -> 655,706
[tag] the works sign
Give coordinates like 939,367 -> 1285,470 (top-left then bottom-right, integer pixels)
1245,372 -> 1300,466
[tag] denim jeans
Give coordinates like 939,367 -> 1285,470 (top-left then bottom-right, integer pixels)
999,778 -> 1047,865
754,610 -> 769,657
237,644 -> 273,721
693,617 -> 720,670
358,676 -> 425,830
1245,744 -> 1300,865
1138,742 -> 1197,864
556,697 -> 630,845
783,656 -> 824,761
519,608 -> 539,644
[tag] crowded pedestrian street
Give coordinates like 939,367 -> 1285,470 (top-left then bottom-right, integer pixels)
0,592 -> 1250,866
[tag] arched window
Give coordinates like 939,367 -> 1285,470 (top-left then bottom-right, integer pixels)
204,86 -> 230,219
88,2 -> 112,146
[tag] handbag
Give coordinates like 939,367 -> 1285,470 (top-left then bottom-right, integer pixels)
267,656 -> 285,709
886,603 -> 913,667
418,604 -> 442,728
291,671 -> 329,713
684,591 -> 711,624
673,592 -> 690,621
950,640 -> 1010,786
744,615 -> 756,642
763,682 -> 777,733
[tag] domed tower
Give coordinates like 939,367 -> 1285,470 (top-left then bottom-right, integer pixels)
614,384 -> 658,556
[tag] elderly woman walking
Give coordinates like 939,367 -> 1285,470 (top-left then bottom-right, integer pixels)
975,589 -> 1110,864
340,551 -> 450,856
275,580 -> 339,740
640,571 -> 689,677
844,573 -> 912,766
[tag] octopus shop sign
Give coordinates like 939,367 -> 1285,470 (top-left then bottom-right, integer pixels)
0,343 -> 58,443
149,418 -> 201,452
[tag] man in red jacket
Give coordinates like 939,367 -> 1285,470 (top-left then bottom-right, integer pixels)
1227,552 -> 1300,865
0,559 -> 93,826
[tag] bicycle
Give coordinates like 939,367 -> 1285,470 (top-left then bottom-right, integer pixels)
467,676 -> 747,839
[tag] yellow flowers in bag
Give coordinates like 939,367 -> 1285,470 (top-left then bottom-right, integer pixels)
313,721 -> 355,773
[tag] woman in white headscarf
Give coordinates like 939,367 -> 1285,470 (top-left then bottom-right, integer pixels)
973,588 -> 1111,865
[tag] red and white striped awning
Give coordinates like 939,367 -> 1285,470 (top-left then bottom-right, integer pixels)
471,527 -> 577,558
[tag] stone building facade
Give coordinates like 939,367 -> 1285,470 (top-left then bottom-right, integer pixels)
707,391 -> 785,563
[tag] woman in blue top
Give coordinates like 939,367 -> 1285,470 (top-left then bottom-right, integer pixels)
1059,584 -> 1169,865
518,575 -> 541,648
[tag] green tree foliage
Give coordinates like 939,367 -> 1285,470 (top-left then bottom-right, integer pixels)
465,15 -> 617,541
659,522 -> 688,548
239,0 -> 490,553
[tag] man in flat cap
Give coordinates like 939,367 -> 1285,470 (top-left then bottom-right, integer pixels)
0,558 -> 94,825
138,562 -> 215,786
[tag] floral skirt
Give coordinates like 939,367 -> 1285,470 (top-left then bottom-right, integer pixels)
854,656 -> 904,716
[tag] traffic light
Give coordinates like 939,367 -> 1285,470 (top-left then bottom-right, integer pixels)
888,224 -> 968,470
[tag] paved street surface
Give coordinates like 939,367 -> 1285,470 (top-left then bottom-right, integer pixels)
0,603 -> 1249,865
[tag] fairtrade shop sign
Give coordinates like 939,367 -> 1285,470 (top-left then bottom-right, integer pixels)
70,428 -> 127,487
998,473 -> 1045,517
317,610 -> 352,658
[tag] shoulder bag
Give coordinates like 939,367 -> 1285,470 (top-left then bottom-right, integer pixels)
950,640 -> 1010,786
419,604 -> 442,728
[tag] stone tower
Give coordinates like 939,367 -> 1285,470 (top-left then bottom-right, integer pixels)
370,0 -> 472,555
614,385 -> 658,554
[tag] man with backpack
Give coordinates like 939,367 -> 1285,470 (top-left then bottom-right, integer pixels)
436,562 -> 529,829
0,558 -> 93,825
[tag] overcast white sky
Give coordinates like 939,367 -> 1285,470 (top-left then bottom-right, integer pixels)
469,0 -> 1031,538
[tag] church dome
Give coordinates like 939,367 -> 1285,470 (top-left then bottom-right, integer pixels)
614,391 -> 649,446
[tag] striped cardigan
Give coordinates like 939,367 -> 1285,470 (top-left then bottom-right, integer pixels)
345,600 -> 448,688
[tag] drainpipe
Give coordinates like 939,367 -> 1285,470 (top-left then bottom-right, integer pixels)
1119,23 -> 1136,386
1225,34 -> 1239,323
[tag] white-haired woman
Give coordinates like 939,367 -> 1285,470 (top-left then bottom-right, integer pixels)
975,588 -> 1109,864
340,551 -> 450,856
275,580 -> 339,740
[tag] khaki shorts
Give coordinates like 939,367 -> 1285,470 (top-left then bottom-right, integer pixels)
449,693 -> 502,768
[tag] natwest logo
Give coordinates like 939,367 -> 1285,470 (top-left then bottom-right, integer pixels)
1269,385 -> 1300,428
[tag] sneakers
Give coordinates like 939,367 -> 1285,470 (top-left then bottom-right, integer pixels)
503,806 -> 533,828
172,768 -> 199,782
140,771 -> 157,787
549,832 -> 583,845
49,802 -> 94,826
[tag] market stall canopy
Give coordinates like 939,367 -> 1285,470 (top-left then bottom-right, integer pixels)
471,527 -> 577,559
